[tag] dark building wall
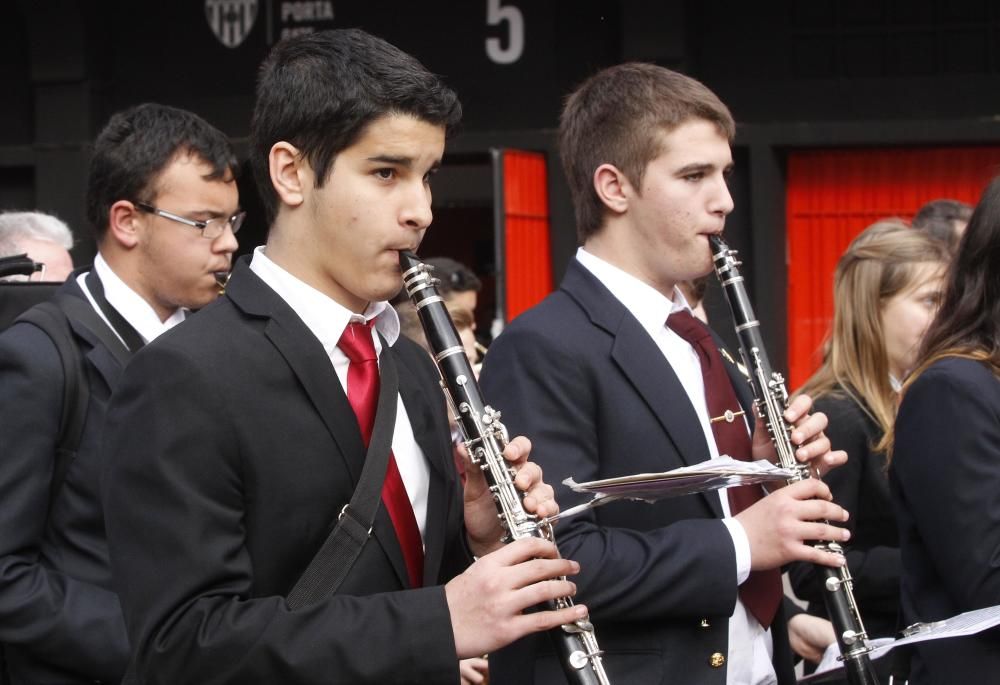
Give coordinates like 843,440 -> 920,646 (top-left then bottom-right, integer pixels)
690,0 -> 1000,123
4,0 -> 1000,363
0,3 -> 32,146
8,1 -> 1000,199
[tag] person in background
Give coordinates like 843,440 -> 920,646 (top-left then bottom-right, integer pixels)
788,219 -> 948,676
887,177 -> 1000,684
0,103 -> 240,685
678,275 -> 710,324
424,255 -> 482,316
394,254 -> 486,360
0,211 -> 75,281
911,198 -> 972,254
398,300 -> 478,371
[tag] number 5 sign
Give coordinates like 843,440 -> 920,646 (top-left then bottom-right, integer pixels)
485,0 -> 524,64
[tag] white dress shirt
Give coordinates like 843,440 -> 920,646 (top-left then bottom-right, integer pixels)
76,253 -> 186,345
576,247 -> 776,685
250,247 -> 430,543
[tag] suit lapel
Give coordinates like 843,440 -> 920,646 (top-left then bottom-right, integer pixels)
393,343 -> 454,585
562,260 -> 723,517
609,318 -> 714,470
59,280 -> 127,391
227,259 -> 366,485
73,324 -> 124,390
395,345 -> 450,480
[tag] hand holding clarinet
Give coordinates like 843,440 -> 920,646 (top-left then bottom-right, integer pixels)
400,251 -> 611,684
709,234 -> 881,685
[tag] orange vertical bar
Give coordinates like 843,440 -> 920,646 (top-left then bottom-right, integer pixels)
502,150 -> 553,320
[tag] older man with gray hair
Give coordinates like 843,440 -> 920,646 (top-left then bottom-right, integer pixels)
0,211 -> 75,281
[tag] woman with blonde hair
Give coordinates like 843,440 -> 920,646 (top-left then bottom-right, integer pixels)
887,177 -> 1000,684
789,220 -> 949,663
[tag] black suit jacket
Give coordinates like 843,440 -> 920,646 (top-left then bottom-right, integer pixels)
479,259 -> 794,685
789,389 -> 900,638
101,259 -> 468,684
0,275 -> 130,684
890,357 -> 1000,684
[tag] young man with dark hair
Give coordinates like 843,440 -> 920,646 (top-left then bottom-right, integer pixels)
480,62 -> 850,685
102,29 -> 581,684
0,103 -> 240,684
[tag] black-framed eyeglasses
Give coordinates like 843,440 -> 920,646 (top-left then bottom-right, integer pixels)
135,202 -> 246,240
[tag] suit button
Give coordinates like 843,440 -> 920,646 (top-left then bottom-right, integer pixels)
699,618 -> 711,628
709,652 -> 725,668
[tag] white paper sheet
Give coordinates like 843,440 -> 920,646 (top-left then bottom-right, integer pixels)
549,456 -> 796,522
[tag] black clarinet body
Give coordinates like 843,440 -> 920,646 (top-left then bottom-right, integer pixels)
708,235 -> 880,685
399,251 -> 611,685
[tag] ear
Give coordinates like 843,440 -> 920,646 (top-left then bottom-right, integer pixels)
106,200 -> 142,249
593,163 -> 631,215
269,141 -> 307,208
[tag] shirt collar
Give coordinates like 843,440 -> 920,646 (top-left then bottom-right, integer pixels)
92,253 -> 186,342
575,247 -> 693,336
248,245 -> 400,357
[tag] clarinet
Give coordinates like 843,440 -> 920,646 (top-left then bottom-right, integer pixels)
399,251 -> 611,685
708,235 -> 880,685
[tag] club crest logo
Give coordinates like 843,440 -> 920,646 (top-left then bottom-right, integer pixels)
205,0 -> 258,48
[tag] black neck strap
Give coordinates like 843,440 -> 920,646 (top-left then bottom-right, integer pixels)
286,334 -> 401,608
85,270 -> 146,353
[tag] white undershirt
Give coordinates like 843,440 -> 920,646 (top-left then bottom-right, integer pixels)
249,246 -> 430,543
76,253 -> 186,345
576,247 -> 776,685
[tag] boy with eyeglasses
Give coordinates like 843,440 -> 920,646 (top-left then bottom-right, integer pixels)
0,102 -> 240,684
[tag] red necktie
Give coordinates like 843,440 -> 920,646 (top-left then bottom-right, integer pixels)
667,309 -> 781,628
338,321 -> 424,588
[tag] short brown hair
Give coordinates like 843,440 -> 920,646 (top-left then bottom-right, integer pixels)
559,63 -> 735,243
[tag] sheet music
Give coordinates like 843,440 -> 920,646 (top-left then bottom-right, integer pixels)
549,456 -> 796,522
798,604 -> 1000,682
802,638 -> 893,682
873,604 -> 1000,652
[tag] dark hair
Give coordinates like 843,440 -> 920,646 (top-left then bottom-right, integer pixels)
911,198 -> 973,253
881,181 -> 1000,460
250,28 -> 462,225
86,103 -> 238,240
915,180 -> 1000,370
424,256 -> 481,295
559,62 -> 735,243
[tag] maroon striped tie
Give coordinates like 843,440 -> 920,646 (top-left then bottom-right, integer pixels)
667,310 -> 781,628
